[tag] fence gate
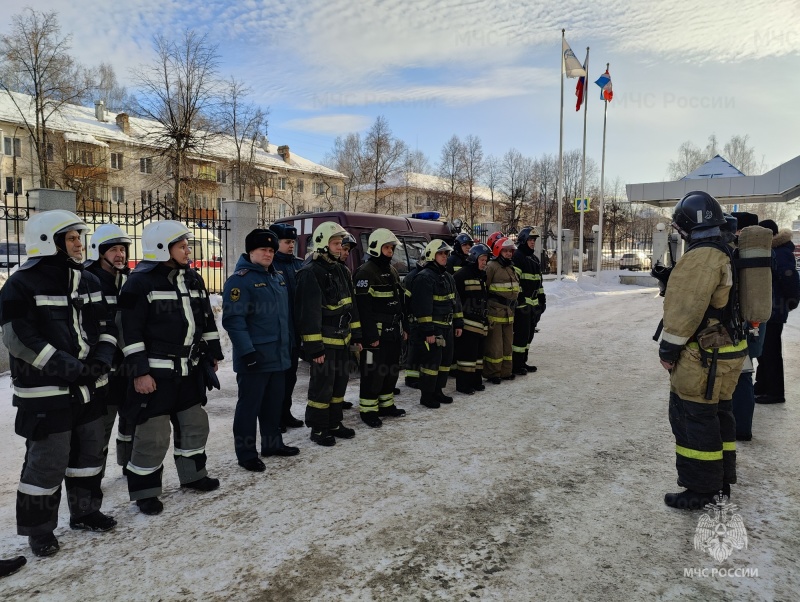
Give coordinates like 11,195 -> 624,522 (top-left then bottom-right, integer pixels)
78,196 -> 230,293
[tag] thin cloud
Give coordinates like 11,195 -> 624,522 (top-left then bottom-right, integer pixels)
282,114 -> 373,135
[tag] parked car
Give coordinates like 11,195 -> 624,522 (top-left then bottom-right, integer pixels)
619,251 -> 651,271
0,241 -> 26,268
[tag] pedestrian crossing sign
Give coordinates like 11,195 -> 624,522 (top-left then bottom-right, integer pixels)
574,198 -> 590,212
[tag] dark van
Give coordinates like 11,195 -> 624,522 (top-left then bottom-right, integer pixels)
273,211 -> 457,276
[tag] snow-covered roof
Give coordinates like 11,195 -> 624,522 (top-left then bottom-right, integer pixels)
0,90 -> 344,180
681,155 -> 745,179
353,171 -> 495,202
63,131 -> 108,147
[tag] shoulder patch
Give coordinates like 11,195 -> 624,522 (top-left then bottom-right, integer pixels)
254,282 -> 266,288
230,288 -> 241,302
235,268 -> 250,276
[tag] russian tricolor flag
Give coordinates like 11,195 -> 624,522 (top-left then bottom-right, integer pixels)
595,69 -> 613,102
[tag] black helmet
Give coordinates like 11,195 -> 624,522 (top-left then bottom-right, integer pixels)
454,233 -> 474,249
467,243 -> 491,263
269,223 -> 298,240
341,233 -> 357,250
516,226 -> 541,247
721,213 -> 738,234
671,191 -> 725,239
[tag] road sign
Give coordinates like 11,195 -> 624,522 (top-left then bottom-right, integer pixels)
574,198 -> 590,212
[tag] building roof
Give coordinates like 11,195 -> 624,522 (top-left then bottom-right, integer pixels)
682,155 -> 745,179
0,90 -> 344,179
352,171 -> 496,202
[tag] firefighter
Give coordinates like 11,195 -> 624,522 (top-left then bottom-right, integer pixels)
446,232 -> 474,274
268,223 -> 305,432
223,229 -> 295,472
409,239 -> 463,408
526,227 -> 546,372
337,231 -> 359,410
339,232 -> 358,266
402,258 -> 426,389
118,221 -> 224,516
483,237 -> 520,384
84,223 -> 133,475
0,210 -> 118,557
659,191 -> 748,509
511,227 -> 545,375
453,243 -> 491,395
296,222 -> 362,446
353,228 -> 407,427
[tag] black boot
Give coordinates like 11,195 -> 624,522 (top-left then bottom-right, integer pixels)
330,423 -> 356,439
435,390 -> 453,404
664,489 -> 716,510
393,387 -> 401,395
455,371 -> 475,395
0,556 -> 26,578
525,364 -> 538,372
512,367 -> 528,376
181,476 -> 220,492
341,401 -> 354,410
70,510 -> 117,532
360,412 -> 383,428
502,373 -> 516,381
378,405 -> 406,417
472,372 -> 486,391
405,377 -> 420,389
282,414 -> 304,429
310,429 -> 336,446
487,377 -> 502,385
420,392 -> 440,408
28,533 -> 59,557
136,497 -> 164,515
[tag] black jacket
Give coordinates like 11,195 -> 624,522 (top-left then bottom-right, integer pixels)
409,261 -> 464,335
353,254 -> 405,343
453,261 -> 488,335
0,255 -> 117,411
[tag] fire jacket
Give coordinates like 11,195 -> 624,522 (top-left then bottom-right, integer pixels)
0,255 -> 117,411
485,256 -> 520,325
512,247 -> 541,313
295,252 -> 362,360
409,261 -> 464,335
453,262 -> 488,335
353,254 -> 405,343
118,262 -> 223,381
84,259 -> 130,379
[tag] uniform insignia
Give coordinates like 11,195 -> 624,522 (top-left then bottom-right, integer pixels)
230,288 -> 241,301
254,283 -> 266,288
235,268 -> 250,276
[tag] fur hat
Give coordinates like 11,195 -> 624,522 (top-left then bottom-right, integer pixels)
245,229 -> 279,253
758,219 -> 779,236
731,212 -> 759,229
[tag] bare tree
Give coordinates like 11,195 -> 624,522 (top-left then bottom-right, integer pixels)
667,134 -> 762,179
0,8 -> 95,188
723,135 -> 758,175
405,149 -> 431,175
324,132 -> 363,211
666,141 -> 705,180
361,116 -> 407,213
459,135 -> 484,228
219,78 -> 268,201
438,135 -> 465,220
500,148 -> 533,231
132,30 -> 221,211
483,155 -> 500,223
95,62 -> 132,112
530,153 -> 558,232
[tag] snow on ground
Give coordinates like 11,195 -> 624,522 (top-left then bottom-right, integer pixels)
0,274 -> 798,601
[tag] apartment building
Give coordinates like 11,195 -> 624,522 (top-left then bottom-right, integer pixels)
0,91 -> 346,220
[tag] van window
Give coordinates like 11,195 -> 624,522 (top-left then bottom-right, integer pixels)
396,236 -> 427,274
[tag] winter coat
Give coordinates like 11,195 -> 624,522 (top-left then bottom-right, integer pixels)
353,254 -> 405,344
485,257 -> 520,325
409,261 -> 464,336
272,250 -> 304,344
295,252 -> 362,360
0,255 -> 117,412
446,250 -> 467,275
512,247 -> 542,315
768,229 -> 800,324
222,254 -> 292,373
453,261 -> 488,335
118,262 -> 223,418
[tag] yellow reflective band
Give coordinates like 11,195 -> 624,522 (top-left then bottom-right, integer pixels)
463,319 -> 485,328
433,294 -> 455,301
418,316 -> 433,323
359,398 -> 379,408
453,312 -> 463,318
350,321 -> 361,330
322,334 -> 352,346
302,334 -> 323,342
502,355 -> 512,361
405,370 -> 419,378
324,297 -> 352,310
421,367 -> 438,376
488,316 -> 513,324
405,290 -> 412,298
465,285 -> 482,291
368,288 -> 395,298
307,400 -> 329,410
722,441 -> 736,451
331,396 -> 345,403
439,366 -> 450,373
519,273 -> 536,280
512,345 -> 527,353
483,356 -> 503,363
432,320 -> 452,326
464,279 -> 481,286
675,445 -> 723,461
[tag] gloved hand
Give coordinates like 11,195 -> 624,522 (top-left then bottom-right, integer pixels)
242,351 -> 261,372
74,362 -> 101,387
787,298 -> 799,312
658,339 -> 683,364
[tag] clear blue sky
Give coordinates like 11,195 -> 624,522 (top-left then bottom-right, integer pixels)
11,0 -> 800,186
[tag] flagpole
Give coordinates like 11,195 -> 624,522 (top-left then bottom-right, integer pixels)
556,29 -> 565,281
596,62 -> 610,275
578,47 -> 589,278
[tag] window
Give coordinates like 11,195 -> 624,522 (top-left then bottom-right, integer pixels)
297,179 -> 304,193
415,195 -> 423,207
111,186 -> 125,203
278,177 -> 287,191
46,143 -> 54,162
331,184 -> 339,196
110,152 -> 123,170
3,137 -> 21,157
79,149 -> 94,166
313,206 -> 324,213
140,190 -> 153,206
216,169 -> 227,184
217,197 -> 226,206
165,192 -> 174,204
278,203 -> 287,218
197,166 -> 215,181
5,177 -> 23,194
140,157 -> 153,174
313,182 -> 325,195
166,162 -> 174,177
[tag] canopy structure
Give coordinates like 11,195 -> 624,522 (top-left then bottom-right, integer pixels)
626,154 -> 800,207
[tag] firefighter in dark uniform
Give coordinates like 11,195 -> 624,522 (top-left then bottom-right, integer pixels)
402,258 -> 425,389
353,228 -> 407,427
84,223 -> 133,474
409,239 -> 463,408
511,226 -> 544,376
118,221 -> 224,516
659,192 -> 748,509
338,231 -> 359,410
269,223 -> 305,432
296,222 -> 363,446
525,227 -> 546,372
446,232 -> 474,275
0,210 -> 118,557
453,243 -> 491,395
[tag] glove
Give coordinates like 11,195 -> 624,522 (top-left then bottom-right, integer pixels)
658,339 -> 683,364
787,298 -> 799,312
241,351 -> 261,372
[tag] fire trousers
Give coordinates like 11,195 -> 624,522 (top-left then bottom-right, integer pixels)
511,306 -> 533,371
455,329 -> 486,390
483,319 -> 514,379
359,338 -> 402,414
305,347 -> 349,430
416,328 -> 454,394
